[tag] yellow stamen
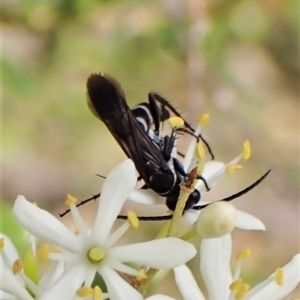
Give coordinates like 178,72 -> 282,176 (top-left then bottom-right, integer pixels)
274,267 -> 284,286
87,246 -> 106,264
0,238 -> 4,250
235,283 -> 250,299
12,259 -> 23,275
76,286 -> 93,297
93,286 -> 102,300
127,211 -> 139,229
225,164 -> 243,174
195,142 -> 205,160
168,117 -> 184,127
32,202 -> 38,206
242,140 -> 251,160
74,228 -> 80,235
65,194 -> 77,206
136,269 -> 148,281
37,244 -> 50,261
229,278 -> 243,291
198,114 -> 209,124
236,249 -> 252,260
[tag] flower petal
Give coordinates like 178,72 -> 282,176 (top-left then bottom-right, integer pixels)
183,209 -> 200,224
0,290 -> 17,300
235,210 -> 266,231
0,233 -> 19,266
202,161 -> 225,179
146,295 -> 177,300
182,124 -> 200,171
110,238 -> 196,269
245,253 -> 300,300
0,265 -> 32,300
128,189 -> 164,205
38,261 -> 64,294
195,161 -> 225,191
174,265 -> 206,300
13,196 -> 81,253
40,264 -> 88,300
200,234 -> 232,300
99,265 -> 143,300
92,159 -> 137,243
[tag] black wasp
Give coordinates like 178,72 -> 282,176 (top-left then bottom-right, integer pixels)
86,73 -> 211,211
60,73 -> 270,219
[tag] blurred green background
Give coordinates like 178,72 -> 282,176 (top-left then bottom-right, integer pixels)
1,0 -> 299,298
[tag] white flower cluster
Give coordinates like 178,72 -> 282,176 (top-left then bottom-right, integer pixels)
1,120 -> 299,300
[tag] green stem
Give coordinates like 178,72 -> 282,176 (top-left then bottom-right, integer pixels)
139,268 -> 159,296
138,184 -> 194,295
155,219 -> 172,239
167,185 -> 193,237
180,229 -> 197,241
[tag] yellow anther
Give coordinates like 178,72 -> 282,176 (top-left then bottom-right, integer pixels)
12,259 -> 23,275
93,286 -> 102,300
37,244 -> 50,261
242,140 -> 251,160
32,202 -> 38,206
274,267 -> 284,286
229,278 -> 243,291
168,117 -> 184,127
225,164 -> 243,174
65,194 -> 77,206
236,249 -> 252,260
136,269 -> 148,281
235,283 -> 250,300
127,211 -> 139,229
87,246 -> 106,264
76,286 -> 93,297
198,114 -> 209,124
74,228 -> 80,235
195,142 -> 205,160
0,238 -> 4,250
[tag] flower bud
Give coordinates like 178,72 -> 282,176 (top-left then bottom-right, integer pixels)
195,202 -> 236,238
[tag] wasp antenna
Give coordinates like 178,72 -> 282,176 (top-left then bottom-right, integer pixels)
193,169 -> 271,211
59,193 -> 101,217
177,151 -> 185,158
96,174 -> 106,179
117,214 -> 173,221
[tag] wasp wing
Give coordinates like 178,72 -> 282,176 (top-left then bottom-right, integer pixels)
86,73 -> 172,183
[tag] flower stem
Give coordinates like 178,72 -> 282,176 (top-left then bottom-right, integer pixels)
167,184 -> 193,237
167,167 -> 197,237
155,219 -> 172,239
180,229 -> 197,241
139,168 -> 196,296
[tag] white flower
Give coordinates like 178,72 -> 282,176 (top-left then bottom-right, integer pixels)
181,140 -> 264,230
13,159 -> 196,300
0,233 -> 64,300
128,120 -> 265,232
173,237 -> 300,300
